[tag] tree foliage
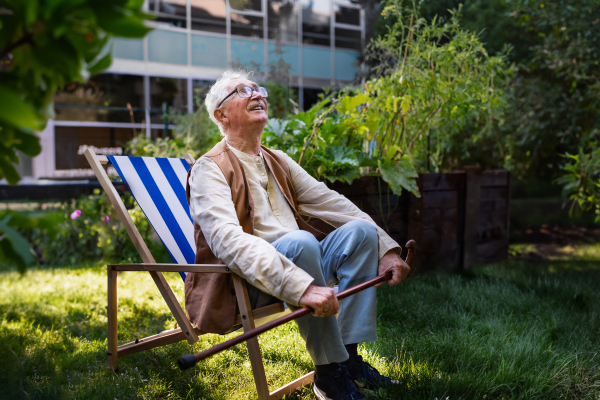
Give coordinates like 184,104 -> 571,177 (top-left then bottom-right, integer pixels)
0,0 -> 152,185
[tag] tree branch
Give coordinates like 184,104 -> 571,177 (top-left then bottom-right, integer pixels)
0,34 -> 33,61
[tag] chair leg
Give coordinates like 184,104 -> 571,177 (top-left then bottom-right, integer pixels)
232,275 -> 271,400
107,265 -> 118,371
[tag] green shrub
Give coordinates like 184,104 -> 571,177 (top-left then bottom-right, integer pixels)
1,190 -> 171,269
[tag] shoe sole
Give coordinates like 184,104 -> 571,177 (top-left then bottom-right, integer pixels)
312,385 -> 332,400
313,384 -> 364,400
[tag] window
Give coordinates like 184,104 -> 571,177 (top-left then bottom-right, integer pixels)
268,0 -> 298,42
230,0 -> 262,12
334,4 -> 360,26
231,13 -> 264,38
54,127 -> 136,170
335,27 -> 361,50
149,0 -> 187,28
191,0 -> 226,33
54,74 -> 145,123
149,77 -> 189,124
301,0 -> 330,46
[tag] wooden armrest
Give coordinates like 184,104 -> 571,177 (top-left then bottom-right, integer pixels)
109,263 -> 231,273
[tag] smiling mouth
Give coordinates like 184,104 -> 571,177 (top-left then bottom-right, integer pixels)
250,105 -> 264,111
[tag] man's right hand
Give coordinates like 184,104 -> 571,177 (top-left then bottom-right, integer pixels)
298,285 -> 339,317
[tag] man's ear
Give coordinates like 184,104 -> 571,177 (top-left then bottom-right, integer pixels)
214,108 -> 228,127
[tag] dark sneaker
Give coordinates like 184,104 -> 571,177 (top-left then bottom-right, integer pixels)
313,365 -> 367,400
346,355 -> 399,390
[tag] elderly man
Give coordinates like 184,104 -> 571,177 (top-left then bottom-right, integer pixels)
185,70 -> 410,400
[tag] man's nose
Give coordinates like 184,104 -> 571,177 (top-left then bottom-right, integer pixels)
250,89 -> 264,100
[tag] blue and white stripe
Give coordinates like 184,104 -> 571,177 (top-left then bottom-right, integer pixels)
108,156 -> 195,281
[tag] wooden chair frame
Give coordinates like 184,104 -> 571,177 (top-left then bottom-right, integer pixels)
84,149 -> 314,400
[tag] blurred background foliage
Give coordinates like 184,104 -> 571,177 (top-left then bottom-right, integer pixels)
0,0 -> 152,185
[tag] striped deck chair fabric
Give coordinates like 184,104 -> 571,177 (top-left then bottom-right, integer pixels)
108,156 -> 195,282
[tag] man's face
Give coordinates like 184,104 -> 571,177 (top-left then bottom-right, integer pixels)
217,78 -> 268,133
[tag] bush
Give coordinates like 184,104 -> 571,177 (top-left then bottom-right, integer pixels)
1,190 -> 171,269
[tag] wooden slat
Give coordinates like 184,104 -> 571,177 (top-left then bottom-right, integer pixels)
107,265 -> 118,371
184,153 -> 195,166
98,155 -> 109,164
117,326 -> 202,357
85,149 -> 198,345
232,302 -> 287,326
270,372 -> 314,399
111,263 -> 230,273
232,275 -> 271,400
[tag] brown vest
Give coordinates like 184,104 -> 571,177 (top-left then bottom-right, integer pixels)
184,139 -> 327,334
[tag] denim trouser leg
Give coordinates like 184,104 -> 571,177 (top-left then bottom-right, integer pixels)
246,220 -> 380,366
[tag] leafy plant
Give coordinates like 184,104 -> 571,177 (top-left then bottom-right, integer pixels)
0,0 -> 153,185
557,143 -> 600,223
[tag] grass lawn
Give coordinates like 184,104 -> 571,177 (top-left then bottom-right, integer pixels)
1,244 -> 600,400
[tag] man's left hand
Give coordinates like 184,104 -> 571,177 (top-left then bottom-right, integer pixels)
376,249 -> 410,286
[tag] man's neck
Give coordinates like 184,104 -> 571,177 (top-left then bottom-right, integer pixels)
225,133 -> 262,156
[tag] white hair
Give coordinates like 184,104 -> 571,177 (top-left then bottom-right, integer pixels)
205,69 -> 254,134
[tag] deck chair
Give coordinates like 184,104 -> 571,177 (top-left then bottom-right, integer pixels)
84,148 -> 314,400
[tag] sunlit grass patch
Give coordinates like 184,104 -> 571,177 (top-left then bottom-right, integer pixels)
1,250 -> 600,399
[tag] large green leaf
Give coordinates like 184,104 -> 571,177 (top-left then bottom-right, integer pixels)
95,7 -> 153,38
0,215 -> 36,270
326,146 -> 359,167
378,156 -> 420,197
0,85 -> 41,130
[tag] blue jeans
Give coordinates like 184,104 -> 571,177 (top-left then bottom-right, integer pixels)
247,220 -> 379,365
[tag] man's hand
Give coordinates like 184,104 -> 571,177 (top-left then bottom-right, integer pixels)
377,249 -> 410,287
298,285 -> 339,317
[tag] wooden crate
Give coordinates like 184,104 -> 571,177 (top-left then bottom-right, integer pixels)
326,169 -> 510,272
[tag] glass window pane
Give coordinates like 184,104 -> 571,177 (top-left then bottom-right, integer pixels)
54,74 -> 145,123
54,126 -> 136,171
150,77 -> 189,124
301,0 -> 330,46
191,0 -> 226,34
268,0 -> 298,42
150,0 -> 187,28
230,0 -> 262,12
231,13 -> 264,38
334,5 -> 360,25
335,27 -> 361,50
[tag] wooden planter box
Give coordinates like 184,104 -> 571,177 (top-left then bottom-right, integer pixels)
320,169 -> 510,272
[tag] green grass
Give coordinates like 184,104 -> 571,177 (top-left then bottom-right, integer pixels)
1,249 -> 600,400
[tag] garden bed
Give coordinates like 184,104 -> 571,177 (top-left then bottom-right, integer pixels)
324,170 -> 510,272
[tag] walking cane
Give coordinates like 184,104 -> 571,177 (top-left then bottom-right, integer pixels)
178,240 -> 417,370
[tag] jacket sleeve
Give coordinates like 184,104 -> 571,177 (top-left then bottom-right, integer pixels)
279,151 -> 401,259
188,157 -> 314,306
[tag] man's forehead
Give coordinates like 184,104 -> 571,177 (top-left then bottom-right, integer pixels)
226,78 -> 258,91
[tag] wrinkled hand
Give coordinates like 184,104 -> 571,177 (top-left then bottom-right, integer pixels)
298,285 -> 339,317
376,249 -> 410,287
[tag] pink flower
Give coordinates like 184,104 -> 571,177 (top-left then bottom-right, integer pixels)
70,210 -> 81,220
103,216 -> 110,222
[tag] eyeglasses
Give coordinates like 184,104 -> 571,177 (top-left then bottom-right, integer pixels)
217,86 -> 269,108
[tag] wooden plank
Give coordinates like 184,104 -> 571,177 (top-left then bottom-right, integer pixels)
117,327 -> 202,357
85,148 -> 198,345
184,153 -> 195,166
461,167 -> 482,269
422,172 -> 465,191
232,302 -> 287,326
111,263 -> 230,273
98,155 -> 109,164
423,190 -> 459,209
480,170 -> 509,187
270,372 -> 315,399
369,213 -> 408,235
232,275 -> 271,400
107,265 -> 118,371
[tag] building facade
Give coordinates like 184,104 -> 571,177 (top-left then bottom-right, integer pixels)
17,0 -> 365,183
